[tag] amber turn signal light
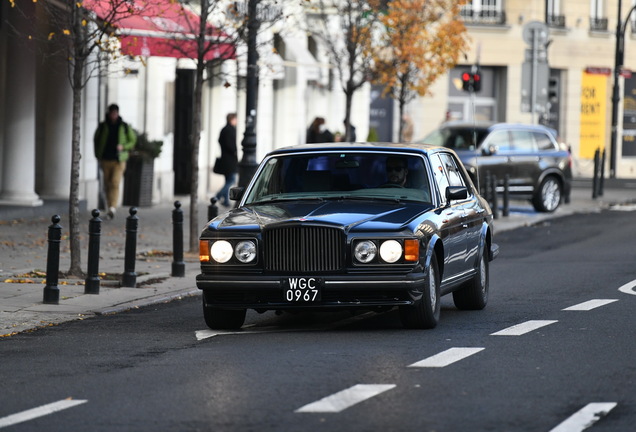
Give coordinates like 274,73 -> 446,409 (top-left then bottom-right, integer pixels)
404,239 -> 419,262
199,240 -> 210,262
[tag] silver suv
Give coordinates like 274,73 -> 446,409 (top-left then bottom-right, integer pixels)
421,122 -> 572,212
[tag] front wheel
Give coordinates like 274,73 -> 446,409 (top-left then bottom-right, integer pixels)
532,176 -> 562,212
453,246 -> 489,310
399,255 -> 440,329
202,297 -> 246,330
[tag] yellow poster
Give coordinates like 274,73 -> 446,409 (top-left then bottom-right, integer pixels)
579,72 -> 608,159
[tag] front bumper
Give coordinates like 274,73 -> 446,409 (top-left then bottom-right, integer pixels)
196,273 -> 428,310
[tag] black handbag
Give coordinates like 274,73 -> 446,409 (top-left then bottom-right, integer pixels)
213,157 -> 223,174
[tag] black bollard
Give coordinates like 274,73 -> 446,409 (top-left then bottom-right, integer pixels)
43,215 -> 62,304
121,207 -> 138,288
172,201 -> 185,277
592,148 -> 600,199
502,174 -> 510,217
85,209 -> 102,294
599,148 -> 606,197
208,197 -> 219,221
490,174 -> 499,219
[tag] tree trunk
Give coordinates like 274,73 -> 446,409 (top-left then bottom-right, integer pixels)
67,57 -> 84,276
189,62 -> 204,253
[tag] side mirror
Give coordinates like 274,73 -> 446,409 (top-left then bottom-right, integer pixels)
229,187 -> 245,201
446,186 -> 468,201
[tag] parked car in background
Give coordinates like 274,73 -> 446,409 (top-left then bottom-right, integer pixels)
420,122 -> 572,212
197,143 -> 498,330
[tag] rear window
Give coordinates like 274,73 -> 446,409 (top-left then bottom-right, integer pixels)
534,132 -> 557,150
422,127 -> 489,151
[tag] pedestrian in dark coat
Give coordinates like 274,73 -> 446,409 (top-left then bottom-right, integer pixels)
306,117 -> 334,143
214,113 -> 238,207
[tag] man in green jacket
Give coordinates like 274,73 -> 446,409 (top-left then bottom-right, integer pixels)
94,104 -> 137,219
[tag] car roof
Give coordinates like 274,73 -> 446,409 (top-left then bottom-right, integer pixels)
441,121 -> 556,134
266,142 -> 450,157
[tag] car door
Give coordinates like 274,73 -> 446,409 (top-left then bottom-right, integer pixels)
430,153 -> 467,280
508,130 -> 540,194
476,129 -> 513,193
439,152 -> 483,269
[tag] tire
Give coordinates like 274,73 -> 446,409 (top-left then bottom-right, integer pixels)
453,245 -> 489,310
399,254 -> 440,329
532,176 -> 562,212
202,296 -> 246,330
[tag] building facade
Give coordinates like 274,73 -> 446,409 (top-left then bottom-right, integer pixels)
1,0 -> 636,216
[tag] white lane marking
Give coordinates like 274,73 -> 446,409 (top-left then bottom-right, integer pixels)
618,279 -> 636,296
562,299 -> 618,311
490,320 -> 558,336
549,402 -> 617,432
295,384 -> 396,413
408,347 -> 485,368
0,399 -> 87,429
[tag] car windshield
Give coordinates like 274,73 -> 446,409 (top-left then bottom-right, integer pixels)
423,127 -> 489,151
243,152 -> 432,205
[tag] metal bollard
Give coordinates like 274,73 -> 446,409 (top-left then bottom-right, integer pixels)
208,197 -> 219,221
85,209 -> 102,294
592,148 -> 600,199
484,171 -> 491,204
599,148 -> 605,197
121,207 -> 138,288
172,201 -> 185,277
490,174 -> 499,219
43,215 -> 62,304
502,174 -> 510,217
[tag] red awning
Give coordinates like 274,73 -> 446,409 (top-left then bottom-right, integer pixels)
83,0 -> 235,60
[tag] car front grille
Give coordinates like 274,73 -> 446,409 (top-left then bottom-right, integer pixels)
263,226 -> 344,273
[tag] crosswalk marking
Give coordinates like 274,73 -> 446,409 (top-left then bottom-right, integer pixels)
295,384 -> 395,413
549,402 -> 617,432
0,399 -> 87,429
562,299 -> 618,311
408,347 -> 485,368
490,320 -> 558,336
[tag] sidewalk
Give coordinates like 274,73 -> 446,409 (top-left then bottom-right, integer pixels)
1,179 -> 636,337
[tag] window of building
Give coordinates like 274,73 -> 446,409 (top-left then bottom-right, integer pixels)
590,0 -> 608,31
461,0 -> 505,25
546,0 -> 566,27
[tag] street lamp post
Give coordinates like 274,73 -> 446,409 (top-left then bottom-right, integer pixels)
610,0 -> 636,178
238,0 -> 260,187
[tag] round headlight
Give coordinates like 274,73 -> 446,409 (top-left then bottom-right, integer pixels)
354,240 -> 377,263
235,240 -> 257,263
210,240 -> 233,263
379,240 -> 402,263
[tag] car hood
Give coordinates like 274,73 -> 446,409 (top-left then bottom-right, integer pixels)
205,200 -> 432,233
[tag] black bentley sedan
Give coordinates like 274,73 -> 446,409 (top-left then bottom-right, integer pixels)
197,143 -> 498,330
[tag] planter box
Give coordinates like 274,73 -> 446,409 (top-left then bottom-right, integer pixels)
123,156 -> 154,207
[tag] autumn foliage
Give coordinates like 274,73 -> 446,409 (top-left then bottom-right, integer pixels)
370,0 -> 468,141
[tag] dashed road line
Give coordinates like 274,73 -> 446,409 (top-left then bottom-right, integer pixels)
548,402 -> 617,432
295,384 -> 396,413
562,299 -> 618,311
0,399 -> 87,429
408,347 -> 485,368
618,278 -> 636,296
490,320 -> 558,336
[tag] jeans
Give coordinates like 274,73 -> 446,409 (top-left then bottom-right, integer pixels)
216,172 -> 236,206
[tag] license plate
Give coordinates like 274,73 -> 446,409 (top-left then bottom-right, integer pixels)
284,277 -> 321,302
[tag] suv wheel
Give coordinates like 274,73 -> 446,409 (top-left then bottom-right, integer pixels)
532,176 -> 562,213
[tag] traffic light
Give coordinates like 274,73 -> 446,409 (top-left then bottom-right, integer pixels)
548,76 -> 559,103
461,70 -> 481,93
461,72 -> 472,92
472,71 -> 481,92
